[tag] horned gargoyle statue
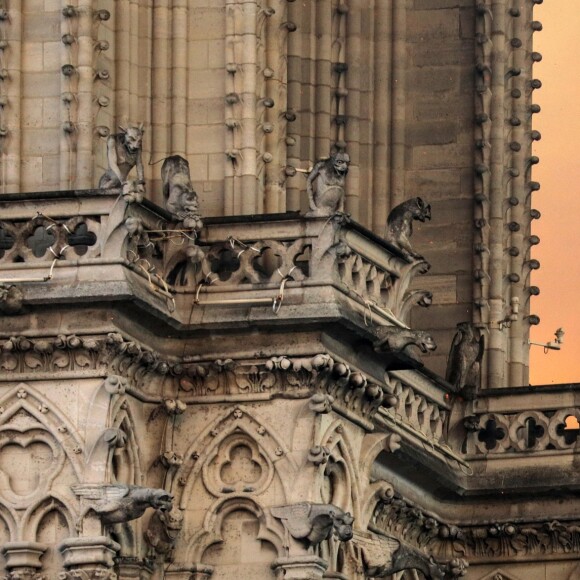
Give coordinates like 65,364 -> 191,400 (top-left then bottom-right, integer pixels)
306,151 -> 350,217
446,321 -> 484,400
373,326 -> 437,362
72,483 -> 173,529
98,123 -> 145,203
271,502 -> 354,552
384,197 -> 431,261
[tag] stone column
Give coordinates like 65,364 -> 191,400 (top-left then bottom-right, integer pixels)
58,536 -> 119,579
1,542 -> 47,579
272,556 -> 328,580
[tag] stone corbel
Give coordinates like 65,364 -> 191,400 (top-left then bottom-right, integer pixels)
1,542 -> 47,580
272,556 -> 328,580
58,536 -> 120,579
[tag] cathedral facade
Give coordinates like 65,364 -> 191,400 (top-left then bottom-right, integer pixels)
1,1 -> 577,579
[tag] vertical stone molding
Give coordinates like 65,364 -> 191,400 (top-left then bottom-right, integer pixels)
1,542 -> 47,579
272,556 -> 328,580
58,537 -> 120,578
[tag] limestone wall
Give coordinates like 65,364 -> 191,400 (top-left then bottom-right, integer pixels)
0,1 -> 541,384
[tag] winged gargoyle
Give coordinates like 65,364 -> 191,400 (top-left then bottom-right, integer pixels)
271,502 -> 354,551
357,533 -> 465,578
72,483 -> 173,528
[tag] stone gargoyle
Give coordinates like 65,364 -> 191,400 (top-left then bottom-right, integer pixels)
271,502 -> 354,550
358,533 -> 467,578
384,197 -> 431,261
0,284 -> 23,315
306,151 -> 350,217
446,321 -> 484,400
373,327 -> 437,361
145,505 -> 184,561
98,123 -> 145,198
161,154 -> 203,232
72,483 -> 173,527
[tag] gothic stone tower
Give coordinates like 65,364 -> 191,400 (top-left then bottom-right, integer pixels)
1,2 -> 575,580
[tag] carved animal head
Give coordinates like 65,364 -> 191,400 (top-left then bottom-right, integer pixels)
119,124 -> 144,153
415,331 -> 437,353
456,321 -> 475,339
159,507 -> 184,538
328,151 -> 350,177
332,511 -> 354,542
150,490 -> 174,512
411,197 -> 431,222
171,182 -> 199,214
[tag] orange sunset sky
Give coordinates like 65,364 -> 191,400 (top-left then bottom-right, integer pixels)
529,0 -> 580,384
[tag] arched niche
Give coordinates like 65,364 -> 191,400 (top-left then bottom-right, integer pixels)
201,507 -> 278,579
31,497 -> 74,579
111,410 -> 141,486
187,496 -> 284,578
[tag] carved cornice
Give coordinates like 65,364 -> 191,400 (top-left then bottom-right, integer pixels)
0,335 -> 395,425
372,490 -> 580,563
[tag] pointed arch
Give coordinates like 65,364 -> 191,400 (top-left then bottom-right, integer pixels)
0,502 -> 17,542
0,383 -> 84,478
22,493 -> 76,542
186,496 -> 284,564
110,405 -> 142,486
316,419 -> 362,520
176,406 -> 298,509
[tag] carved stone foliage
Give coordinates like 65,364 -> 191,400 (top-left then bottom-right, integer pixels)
180,354 -> 392,422
0,216 -> 100,263
468,409 -> 580,454
0,334 -> 179,391
372,489 -> 580,561
58,570 -> 117,580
